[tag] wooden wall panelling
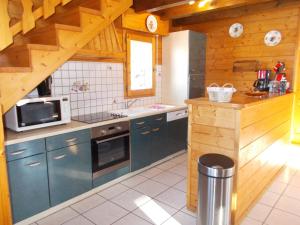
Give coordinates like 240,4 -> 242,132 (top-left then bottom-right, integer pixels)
174,5 -> 299,92
0,0 -> 13,50
121,8 -> 169,36
292,9 -> 300,143
0,106 -> 13,225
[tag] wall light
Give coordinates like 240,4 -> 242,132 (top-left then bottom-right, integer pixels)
198,0 -> 210,7
188,1 -> 196,5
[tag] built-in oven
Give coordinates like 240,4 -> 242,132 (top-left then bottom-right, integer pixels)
91,121 -> 130,179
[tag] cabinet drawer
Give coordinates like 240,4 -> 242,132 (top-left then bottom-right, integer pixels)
8,154 -> 50,223
46,129 -> 90,151
151,114 -> 166,126
6,139 -> 45,162
132,117 -> 150,129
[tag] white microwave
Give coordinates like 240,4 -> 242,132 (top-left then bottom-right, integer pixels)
5,96 -> 71,132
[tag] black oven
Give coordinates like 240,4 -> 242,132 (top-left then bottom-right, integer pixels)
91,121 -> 130,179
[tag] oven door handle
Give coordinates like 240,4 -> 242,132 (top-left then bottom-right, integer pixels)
95,133 -> 129,144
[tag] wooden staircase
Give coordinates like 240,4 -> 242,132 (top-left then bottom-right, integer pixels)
0,0 -> 132,113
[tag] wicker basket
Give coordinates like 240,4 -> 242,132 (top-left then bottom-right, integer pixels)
207,83 -> 237,103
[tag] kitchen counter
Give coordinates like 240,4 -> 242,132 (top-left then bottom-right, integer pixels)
185,93 -> 293,224
5,105 -> 187,146
185,92 -> 293,109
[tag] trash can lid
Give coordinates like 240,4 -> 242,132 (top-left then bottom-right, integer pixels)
198,153 -> 235,178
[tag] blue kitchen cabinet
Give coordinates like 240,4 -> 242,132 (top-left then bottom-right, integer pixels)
130,114 -> 167,171
8,153 -> 50,223
47,142 -> 92,206
130,124 -> 152,171
167,118 -> 188,155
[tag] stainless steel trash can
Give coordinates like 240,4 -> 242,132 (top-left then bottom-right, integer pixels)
197,153 -> 235,225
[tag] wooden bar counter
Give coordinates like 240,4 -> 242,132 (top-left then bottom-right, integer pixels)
185,93 -> 294,224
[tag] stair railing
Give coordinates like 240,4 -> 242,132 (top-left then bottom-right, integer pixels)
0,0 -> 75,51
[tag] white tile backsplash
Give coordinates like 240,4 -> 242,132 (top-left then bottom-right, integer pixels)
51,61 -> 162,116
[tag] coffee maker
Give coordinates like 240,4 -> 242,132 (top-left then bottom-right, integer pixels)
253,70 -> 271,92
37,76 -> 52,96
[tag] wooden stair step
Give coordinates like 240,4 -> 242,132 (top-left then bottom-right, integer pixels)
0,45 -> 32,72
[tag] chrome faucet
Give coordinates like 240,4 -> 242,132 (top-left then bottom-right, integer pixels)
125,99 -> 139,109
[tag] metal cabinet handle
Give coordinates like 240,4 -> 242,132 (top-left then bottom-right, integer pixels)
141,131 -> 151,135
53,154 -> 66,160
10,149 -> 26,156
65,138 -> 77,142
155,118 -> 163,121
136,121 -> 145,125
26,162 -> 41,167
152,128 -> 160,132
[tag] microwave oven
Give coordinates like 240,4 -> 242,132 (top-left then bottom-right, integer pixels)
5,96 -> 71,132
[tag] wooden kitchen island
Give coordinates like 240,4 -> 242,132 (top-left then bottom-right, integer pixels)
185,93 -> 294,224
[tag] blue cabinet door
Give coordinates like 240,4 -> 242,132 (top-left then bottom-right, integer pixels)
8,154 -> 50,223
167,118 -> 188,155
47,142 -> 92,206
130,125 -> 152,171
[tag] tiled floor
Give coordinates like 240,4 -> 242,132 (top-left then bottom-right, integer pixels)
31,144 -> 300,225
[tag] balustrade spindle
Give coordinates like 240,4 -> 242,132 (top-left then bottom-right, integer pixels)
0,0 -> 13,50
21,0 -> 35,33
43,0 -> 55,18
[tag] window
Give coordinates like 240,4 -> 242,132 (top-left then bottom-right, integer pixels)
125,32 -> 156,98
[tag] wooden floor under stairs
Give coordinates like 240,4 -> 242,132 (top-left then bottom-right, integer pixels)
0,0 -> 132,113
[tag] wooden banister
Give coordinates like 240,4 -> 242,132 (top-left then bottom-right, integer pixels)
21,0 -> 35,33
0,0 -> 75,51
0,0 -> 13,51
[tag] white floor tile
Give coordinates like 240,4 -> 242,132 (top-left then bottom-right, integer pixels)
180,206 -> 197,218
71,194 -> 106,213
121,175 -> 148,188
111,189 -> 151,211
168,164 -> 187,177
284,185 -> 300,200
155,188 -> 186,210
265,209 -> 300,225
83,201 -> 128,225
98,183 -> 129,199
152,171 -> 184,186
139,167 -> 163,178
62,215 -> 94,225
170,154 -> 187,164
268,181 -> 287,194
275,196 -> 300,216
37,208 -> 78,225
258,191 -> 280,207
162,211 -> 196,225
289,174 -> 300,188
247,203 -> 272,222
274,167 -> 296,184
112,213 -> 152,225
133,199 -> 178,225
240,217 -> 262,225
173,179 -> 187,193
133,179 -> 169,197
156,161 -> 177,170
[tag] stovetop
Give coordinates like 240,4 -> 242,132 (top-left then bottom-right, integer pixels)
72,112 -> 126,124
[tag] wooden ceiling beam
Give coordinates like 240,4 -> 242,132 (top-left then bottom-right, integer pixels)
158,0 -> 275,19
172,0 -> 300,26
133,0 -> 190,13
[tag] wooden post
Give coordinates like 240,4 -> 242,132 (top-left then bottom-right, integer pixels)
0,105 -> 13,225
21,0 -> 35,34
43,0 -> 55,18
0,0 -> 13,50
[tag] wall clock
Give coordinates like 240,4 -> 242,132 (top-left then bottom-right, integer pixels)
264,30 -> 281,46
146,15 -> 158,33
229,23 -> 243,38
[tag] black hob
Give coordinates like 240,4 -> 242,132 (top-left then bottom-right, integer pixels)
72,112 -> 126,124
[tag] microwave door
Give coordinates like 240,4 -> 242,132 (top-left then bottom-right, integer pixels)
17,101 -> 61,127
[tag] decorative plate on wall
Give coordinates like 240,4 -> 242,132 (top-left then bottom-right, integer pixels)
229,23 -> 243,38
264,30 -> 282,46
146,15 -> 158,33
